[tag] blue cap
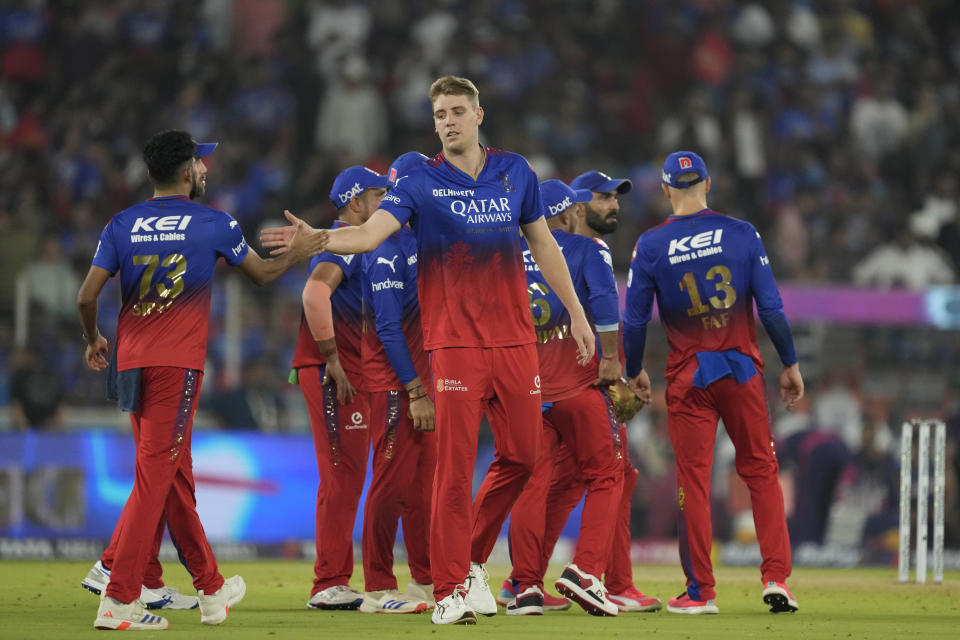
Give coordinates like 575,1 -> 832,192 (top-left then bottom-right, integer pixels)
540,179 -> 593,219
662,151 -> 708,188
570,170 -> 632,194
195,142 -> 218,157
388,151 -> 428,185
329,165 -> 392,207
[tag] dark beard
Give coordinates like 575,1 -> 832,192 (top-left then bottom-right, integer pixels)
586,209 -> 617,235
189,176 -> 204,200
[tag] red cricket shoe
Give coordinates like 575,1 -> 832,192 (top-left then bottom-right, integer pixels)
666,592 -> 719,615
607,585 -> 662,612
762,581 -> 798,613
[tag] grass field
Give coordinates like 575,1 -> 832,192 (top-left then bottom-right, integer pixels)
2,561 -> 957,639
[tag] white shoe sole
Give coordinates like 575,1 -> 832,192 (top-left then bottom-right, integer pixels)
555,578 -> 618,617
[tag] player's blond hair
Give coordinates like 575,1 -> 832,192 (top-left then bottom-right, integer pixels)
429,75 -> 480,108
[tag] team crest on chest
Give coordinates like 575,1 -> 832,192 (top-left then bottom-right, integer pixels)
497,171 -> 515,193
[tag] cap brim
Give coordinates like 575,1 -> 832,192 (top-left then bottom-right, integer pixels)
572,189 -> 593,203
195,142 -> 218,157
592,178 -> 632,194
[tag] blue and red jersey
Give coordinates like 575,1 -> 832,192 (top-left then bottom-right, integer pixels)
292,220 -> 365,387
523,229 -> 620,402
92,196 -> 248,372
624,209 -> 797,384
361,226 -> 429,391
377,148 -> 543,350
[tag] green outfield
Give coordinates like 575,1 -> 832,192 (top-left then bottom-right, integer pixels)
2,561 -> 957,639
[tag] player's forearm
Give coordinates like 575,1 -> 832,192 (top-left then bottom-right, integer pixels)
758,309 -> 798,366
622,321 -> 648,378
250,251 -> 300,285
76,292 -> 100,344
598,330 -> 620,363
377,321 -> 419,385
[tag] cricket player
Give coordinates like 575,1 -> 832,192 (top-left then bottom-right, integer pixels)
262,75 -> 594,625
358,151 -> 436,614
77,130 -> 323,630
494,179 -> 622,617
501,172 -> 662,614
292,166 -> 389,610
624,150 -> 803,615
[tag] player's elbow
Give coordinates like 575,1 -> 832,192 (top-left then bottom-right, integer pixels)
76,285 -> 97,311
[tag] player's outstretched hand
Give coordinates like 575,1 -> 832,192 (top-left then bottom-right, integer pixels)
780,363 -> 804,410
261,210 -> 325,257
409,396 -> 435,432
627,370 -> 652,406
322,356 -> 356,405
570,314 -> 596,366
84,334 -> 110,371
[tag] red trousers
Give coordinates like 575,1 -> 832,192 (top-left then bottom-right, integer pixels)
101,515 -> 167,590
667,362 -> 791,601
430,345 -> 541,600
506,387 -> 622,586
300,365 -> 370,595
104,367 -> 223,604
361,390 -> 436,591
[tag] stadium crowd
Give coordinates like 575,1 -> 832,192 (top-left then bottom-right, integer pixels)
2,0 -> 960,550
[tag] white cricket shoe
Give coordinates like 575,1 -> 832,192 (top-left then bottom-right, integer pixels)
464,562 -> 497,616
358,589 -> 429,614
150,586 -> 199,610
430,587 -> 477,625
555,563 -> 619,616
506,585 -> 544,616
81,560 -> 197,610
404,581 -> 436,607
198,575 -> 246,625
306,584 -> 363,610
94,595 -> 169,630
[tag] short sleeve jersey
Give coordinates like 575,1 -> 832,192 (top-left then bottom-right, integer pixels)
376,149 -> 543,349
360,227 -> 429,391
292,220 -> 365,387
522,229 -> 620,402
92,195 -> 248,371
625,210 -> 785,378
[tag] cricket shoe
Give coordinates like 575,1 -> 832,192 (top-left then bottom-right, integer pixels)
666,592 -> 719,615
198,575 -> 246,625
358,589 -> 429,614
607,585 -> 662,612
762,581 -> 798,613
496,579 -> 516,607
431,586 -> 477,625
554,564 -> 618,616
81,560 -> 197,610
404,581 -> 436,607
307,584 -> 363,610
498,580 -> 571,611
464,562 -> 497,616
506,585 -> 544,616
94,595 -> 169,631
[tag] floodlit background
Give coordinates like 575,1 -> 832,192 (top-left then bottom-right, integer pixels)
1,0 -> 958,568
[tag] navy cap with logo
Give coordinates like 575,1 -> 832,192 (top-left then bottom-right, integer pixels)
570,170 -> 632,195
662,150 -> 709,188
329,166 -> 392,208
540,179 -> 593,219
388,151 -> 428,185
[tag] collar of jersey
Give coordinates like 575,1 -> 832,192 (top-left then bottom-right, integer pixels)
148,195 -> 190,201
666,208 -> 714,222
440,145 -> 488,182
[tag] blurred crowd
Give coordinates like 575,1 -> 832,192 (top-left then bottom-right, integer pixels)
3,1 -> 960,549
